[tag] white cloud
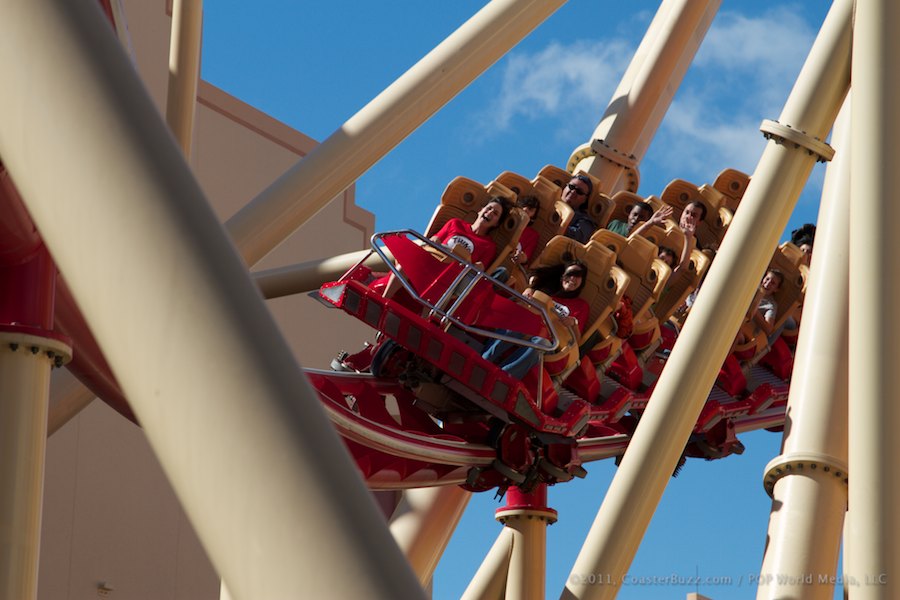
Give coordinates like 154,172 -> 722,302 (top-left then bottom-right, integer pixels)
696,7 -> 815,71
478,5 -> 816,139
478,39 -> 634,135
693,6 -> 817,113
468,3 -> 824,205
646,5 -> 821,185
654,92 -> 767,176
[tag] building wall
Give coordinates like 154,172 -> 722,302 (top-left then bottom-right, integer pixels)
40,402 -> 219,600
192,82 -> 375,369
39,1 -> 377,597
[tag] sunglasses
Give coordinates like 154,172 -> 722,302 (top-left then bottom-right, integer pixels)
563,270 -> 585,279
566,183 -> 588,196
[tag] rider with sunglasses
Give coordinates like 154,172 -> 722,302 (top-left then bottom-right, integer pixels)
482,259 -> 590,380
561,174 -> 597,244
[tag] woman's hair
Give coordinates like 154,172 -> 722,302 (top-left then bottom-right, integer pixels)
482,196 -> 511,231
791,223 -> 816,245
573,174 -> 593,198
794,235 -> 813,248
686,199 -> 708,221
633,201 -> 653,219
766,268 -> 785,287
530,254 -> 588,299
658,246 -> 677,268
557,259 -> 589,298
516,195 -> 540,222
569,174 -> 594,210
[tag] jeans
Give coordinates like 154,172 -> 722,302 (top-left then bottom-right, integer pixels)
482,330 -> 543,380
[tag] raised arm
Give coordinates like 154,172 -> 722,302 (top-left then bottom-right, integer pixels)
628,205 -> 673,240
678,217 -> 698,273
751,297 -> 778,337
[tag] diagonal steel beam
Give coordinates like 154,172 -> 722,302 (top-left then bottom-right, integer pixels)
0,1 -> 425,598
225,0 -> 570,267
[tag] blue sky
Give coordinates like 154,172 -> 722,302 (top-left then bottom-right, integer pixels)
204,2 -> 836,598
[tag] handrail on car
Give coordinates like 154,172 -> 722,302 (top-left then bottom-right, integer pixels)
337,230 -> 560,354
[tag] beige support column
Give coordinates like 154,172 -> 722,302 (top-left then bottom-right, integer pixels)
497,486 -> 557,600
47,366 -> 96,436
165,0 -> 203,156
569,0 -> 721,193
46,249 -> 392,433
225,0 -> 569,267
843,518 -> 853,594
505,525 -> 543,600
45,247 -> 393,432
461,527 -> 514,600
253,248 -> 389,299
561,2 -> 851,599
0,337 -> 69,600
0,2 -> 424,599
390,486 -> 471,586
848,0 -> 900,595
755,96 -> 851,600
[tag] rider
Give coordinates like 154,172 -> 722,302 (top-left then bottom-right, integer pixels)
606,201 -> 653,237
482,259 -> 589,379
561,175 -> 597,243
510,195 -> 540,267
429,196 -> 510,268
380,196 -> 510,299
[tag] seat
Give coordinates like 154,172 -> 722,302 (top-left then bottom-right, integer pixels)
426,176 -> 526,273
603,190 -> 648,228
697,184 -> 733,251
535,164 -> 573,192
658,249 -> 711,327
529,236 -> 629,378
776,241 -> 810,345
643,194 -> 666,213
631,220 -> 711,325
712,168 -> 751,213
661,179 -> 732,252
589,229 -> 672,351
778,241 -> 806,267
632,217 -> 684,255
660,178 -> 703,209
492,171 -> 574,288
733,247 -> 807,359
537,165 -> 611,233
763,249 -> 807,340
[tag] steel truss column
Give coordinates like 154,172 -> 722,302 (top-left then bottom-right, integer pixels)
47,367 -> 96,436
166,0 -> 203,156
0,248 -> 71,600
252,249 -> 390,299
390,486 -> 471,586
463,527 -> 515,600
226,0 -> 570,267
461,485 -> 557,600
0,1 -> 425,598
756,96 -> 851,600
848,0 -> 900,596
498,485 -> 557,600
569,0 -> 721,194
561,1 -> 851,598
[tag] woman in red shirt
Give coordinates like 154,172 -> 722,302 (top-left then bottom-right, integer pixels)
381,197 -> 510,299
510,195 -> 540,267
483,259 -> 590,379
429,197 -> 508,268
